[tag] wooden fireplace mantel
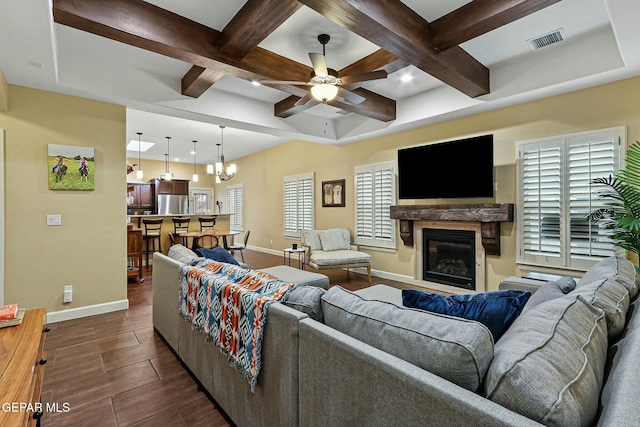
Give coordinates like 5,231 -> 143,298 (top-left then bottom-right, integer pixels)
390,203 -> 514,255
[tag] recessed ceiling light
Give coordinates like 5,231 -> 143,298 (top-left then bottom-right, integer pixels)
126,139 -> 155,152
252,81 -> 261,86
400,74 -> 413,83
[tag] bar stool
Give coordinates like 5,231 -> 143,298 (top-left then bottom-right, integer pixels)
198,216 -> 216,231
142,218 -> 164,265
170,216 -> 191,246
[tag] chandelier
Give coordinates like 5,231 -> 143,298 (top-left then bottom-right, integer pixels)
207,125 -> 236,183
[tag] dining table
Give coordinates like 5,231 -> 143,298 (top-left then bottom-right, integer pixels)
178,229 -> 240,251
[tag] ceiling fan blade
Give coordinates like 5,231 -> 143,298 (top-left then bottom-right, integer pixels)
260,80 -> 309,86
335,87 -> 366,105
339,70 -> 388,85
309,53 -> 328,77
294,92 -> 317,107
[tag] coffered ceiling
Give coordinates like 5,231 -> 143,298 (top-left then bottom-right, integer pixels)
1,0 -> 639,165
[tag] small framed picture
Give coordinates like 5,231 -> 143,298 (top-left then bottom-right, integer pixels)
322,179 -> 345,207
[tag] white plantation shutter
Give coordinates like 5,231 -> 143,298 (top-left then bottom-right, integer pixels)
517,127 -> 622,270
355,162 -> 396,248
226,184 -> 243,230
284,173 -> 314,238
568,135 -> 617,258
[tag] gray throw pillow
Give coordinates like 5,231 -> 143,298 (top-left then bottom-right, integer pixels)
521,277 -> 576,314
283,285 -> 326,322
322,286 -> 494,392
167,244 -> 204,265
571,277 -> 630,339
485,294 -> 608,427
579,256 -> 638,300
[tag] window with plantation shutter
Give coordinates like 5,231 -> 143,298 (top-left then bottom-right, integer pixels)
226,184 -> 243,231
517,127 -> 624,271
355,162 -> 396,249
283,173 -> 314,238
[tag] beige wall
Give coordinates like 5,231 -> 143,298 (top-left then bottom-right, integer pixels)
0,85 -> 127,313
4,75 -> 640,314
220,76 -> 640,291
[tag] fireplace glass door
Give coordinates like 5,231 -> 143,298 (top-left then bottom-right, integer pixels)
423,228 -> 475,290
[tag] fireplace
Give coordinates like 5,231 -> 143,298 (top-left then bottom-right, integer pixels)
423,228 -> 476,290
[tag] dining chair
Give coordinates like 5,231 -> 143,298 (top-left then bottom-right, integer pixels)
228,230 -> 250,262
196,233 -> 219,250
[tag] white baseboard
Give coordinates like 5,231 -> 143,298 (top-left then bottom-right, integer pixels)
245,245 -> 284,257
47,299 -> 129,324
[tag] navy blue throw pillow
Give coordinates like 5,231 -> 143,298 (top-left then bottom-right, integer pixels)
402,289 -> 531,341
196,246 -> 240,266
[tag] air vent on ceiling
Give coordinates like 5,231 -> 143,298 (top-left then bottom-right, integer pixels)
527,28 -> 566,50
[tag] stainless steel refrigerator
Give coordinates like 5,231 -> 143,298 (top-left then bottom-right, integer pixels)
157,194 -> 189,215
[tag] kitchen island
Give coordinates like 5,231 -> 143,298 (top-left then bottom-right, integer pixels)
129,214 -> 231,260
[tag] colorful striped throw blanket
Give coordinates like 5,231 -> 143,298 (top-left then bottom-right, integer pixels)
179,259 -> 295,391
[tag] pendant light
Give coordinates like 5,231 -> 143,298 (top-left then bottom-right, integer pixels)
214,125 -> 236,182
192,140 -> 199,183
135,132 -> 144,179
164,136 -> 172,181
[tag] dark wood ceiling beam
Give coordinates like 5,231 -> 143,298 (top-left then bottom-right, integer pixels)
430,0 -> 562,51
182,0 -> 303,97
52,0 -> 311,95
221,0 -> 302,58
274,96 -> 318,119
328,88 -> 395,122
297,0 -> 489,97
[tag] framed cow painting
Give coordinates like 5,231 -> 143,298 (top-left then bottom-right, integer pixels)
48,144 -> 95,190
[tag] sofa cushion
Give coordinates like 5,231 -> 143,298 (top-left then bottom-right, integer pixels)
322,286 -> 494,392
319,228 -> 351,251
260,265 -> 330,289
167,244 -> 204,265
571,277 -> 630,339
283,285 -> 326,322
402,289 -> 531,341
579,256 -> 638,300
485,294 -> 608,427
301,230 -> 322,251
521,277 -> 576,314
196,246 -> 240,266
309,250 -> 371,267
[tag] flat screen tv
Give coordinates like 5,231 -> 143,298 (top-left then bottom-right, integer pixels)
398,135 -> 494,199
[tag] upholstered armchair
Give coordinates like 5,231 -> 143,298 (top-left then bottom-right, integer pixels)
301,228 -> 371,282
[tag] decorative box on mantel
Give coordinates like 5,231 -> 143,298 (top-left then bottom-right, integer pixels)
390,204 -> 514,255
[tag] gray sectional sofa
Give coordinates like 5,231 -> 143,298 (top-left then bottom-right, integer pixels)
152,252 -> 640,427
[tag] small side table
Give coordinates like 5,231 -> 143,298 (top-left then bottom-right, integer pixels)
283,247 -> 306,270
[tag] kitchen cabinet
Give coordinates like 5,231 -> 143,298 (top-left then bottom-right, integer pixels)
127,184 -> 154,210
154,179 -> 189,195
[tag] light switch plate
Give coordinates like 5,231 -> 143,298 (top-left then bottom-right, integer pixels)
47,214 -> 61,226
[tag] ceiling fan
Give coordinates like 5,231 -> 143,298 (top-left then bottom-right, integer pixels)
260,34 -> 388,106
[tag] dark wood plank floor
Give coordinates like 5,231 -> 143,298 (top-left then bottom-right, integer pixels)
41,249 -> 410,427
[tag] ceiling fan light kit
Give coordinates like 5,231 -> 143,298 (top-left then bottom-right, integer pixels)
261,34 -> 387,106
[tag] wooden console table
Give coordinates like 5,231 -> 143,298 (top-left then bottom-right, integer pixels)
0,308 -> 48,427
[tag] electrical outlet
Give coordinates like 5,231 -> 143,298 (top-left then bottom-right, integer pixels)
63,285 -> 72,303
